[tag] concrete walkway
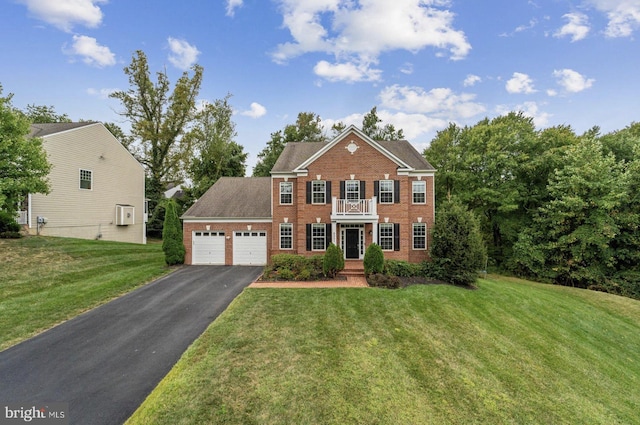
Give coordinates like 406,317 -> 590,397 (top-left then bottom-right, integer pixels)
0,266 -> 262,425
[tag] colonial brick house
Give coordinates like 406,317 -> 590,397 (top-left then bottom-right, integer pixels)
182,125 -> 435,265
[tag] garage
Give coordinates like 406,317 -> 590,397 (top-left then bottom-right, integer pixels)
233,231 -> 267,265
192,231 -> 226,265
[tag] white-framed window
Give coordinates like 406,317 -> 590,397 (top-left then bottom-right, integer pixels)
312,180 -> 326,204
280,223 -> 293,249
379,223 -> 394,251
413,223 -> 426,250
379,180 -> 394,204
346,180 -> 360,200
412,180 -> 426,204
312,223 -> 325,251
80,169 -> 92,190
280,181 -> 293,204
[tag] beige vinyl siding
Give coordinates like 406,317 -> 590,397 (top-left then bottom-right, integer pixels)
29,123 -> 146,244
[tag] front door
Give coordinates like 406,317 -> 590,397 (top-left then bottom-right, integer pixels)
345,229 -> 360,259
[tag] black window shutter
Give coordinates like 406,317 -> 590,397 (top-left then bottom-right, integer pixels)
340,181 -> 345,199
360,181 -> 366,199
306,224 -> 312,251
326,181 -> 332,204
374,181 -> 379,203
394,180 -> 400,203
394,223 -> 400,251
306,181 -> 311,204
325,223 -> 332,248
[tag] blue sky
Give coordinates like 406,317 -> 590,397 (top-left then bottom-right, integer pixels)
2,0 -> 639,172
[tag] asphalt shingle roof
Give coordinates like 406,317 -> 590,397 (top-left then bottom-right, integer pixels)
182,177 -> 271,219
29,122 -> 97,138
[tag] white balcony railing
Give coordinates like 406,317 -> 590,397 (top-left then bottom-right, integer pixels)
331,197 -> 377,216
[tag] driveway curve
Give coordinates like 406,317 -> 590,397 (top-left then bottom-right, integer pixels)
0,265 -> 262,425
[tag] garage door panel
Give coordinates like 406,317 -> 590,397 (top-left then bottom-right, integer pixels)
233,231 -> 267,265
192,231 -> 225,265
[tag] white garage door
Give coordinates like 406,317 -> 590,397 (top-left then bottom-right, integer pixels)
192,231 -> 226,265
233,231 -> 267,265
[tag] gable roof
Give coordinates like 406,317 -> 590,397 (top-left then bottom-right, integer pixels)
29,122 -> 97,138
182,177 -> 271,219
271,125 -> 435,174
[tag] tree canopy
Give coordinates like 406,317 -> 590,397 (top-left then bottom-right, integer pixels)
253,112 -> 326,176
23,104 -> 71,123
0,86 -> 51,215
110,50 -> 203,210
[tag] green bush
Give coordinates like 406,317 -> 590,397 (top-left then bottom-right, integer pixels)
384,260 -> 422,277
363,243 -> 384,276
430,199 -> 487,286
162,199 -> 185,265
367,273 -> 402,289
323,243 -> 345,278
266,254 -> 324,281
0,211 -> 20,233
0,231 -> 22,239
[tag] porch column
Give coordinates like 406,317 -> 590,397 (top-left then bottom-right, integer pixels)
332,221 -> 337,245
372,220 -> 378,245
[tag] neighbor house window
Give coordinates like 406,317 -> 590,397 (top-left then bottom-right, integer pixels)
312,180 -> 326,204
312,223 -> 325,251
379,180 -> 394,204
412,180 -> 426,204
346,180 -> 360,200
80,169 -> 92,190
379,223 -> 394,251
413,223 -> 426,250
280,223 -> 293,249
280,182 -> 293,204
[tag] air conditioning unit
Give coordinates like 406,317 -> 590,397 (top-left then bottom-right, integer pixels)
115,205 -> 135,226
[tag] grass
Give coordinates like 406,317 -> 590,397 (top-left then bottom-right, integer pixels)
127,276 -> 640,425
0,236 -> 169,351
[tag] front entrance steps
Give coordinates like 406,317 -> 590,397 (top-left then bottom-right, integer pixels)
340,260 -> 365,277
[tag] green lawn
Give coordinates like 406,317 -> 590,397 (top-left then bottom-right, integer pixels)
127,276 -> 640,425
0,236 -> 169,350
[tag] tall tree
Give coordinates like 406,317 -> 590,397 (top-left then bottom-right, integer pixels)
0,86 -> 51,214
110,50 -> 203,212
23,104 -> 71,123
361,106 -> 404,141
253,112 -> 326,176
186,94 -> 248,201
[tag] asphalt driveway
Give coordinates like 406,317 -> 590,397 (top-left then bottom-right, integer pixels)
0,265 -> 262,425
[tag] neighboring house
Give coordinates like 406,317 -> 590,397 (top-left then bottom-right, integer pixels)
19,122 -> 147,244
182,125 -> 435,265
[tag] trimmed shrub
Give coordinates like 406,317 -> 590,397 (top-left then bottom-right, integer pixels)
367,273 -> 402,289
0,231 -> 22,239
162,199 -> 185,265
0,211 -> 20,233
384,260 -> 423,277
323,243 -> 345,278
265,254 -> 324,281
363,243 -> 384,276
430,199 -> 487,286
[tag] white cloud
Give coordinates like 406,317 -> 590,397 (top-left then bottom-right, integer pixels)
379,85 -> 485,120
167,38 -> 201,70
546,89 -> 558,97
87,87 -> 117,99
554,12 -> 590,41
553,68 -> 595,92
272,0 -> 471,82
463,74 -> 481,87
314,60 -> 382,83
506,72 -> 536,94
20,0 -> 107,32
400,62 -> 414,75
585,0 -> 640,37
240,102 -> 267,118
66,35 -> 115,67
496,101 -> 551,128
226,0 -> 243,17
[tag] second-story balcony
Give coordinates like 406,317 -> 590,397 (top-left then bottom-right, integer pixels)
331,196 -> 378,221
